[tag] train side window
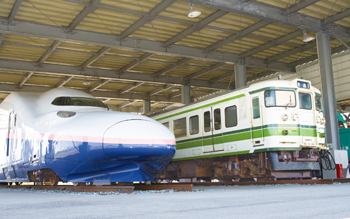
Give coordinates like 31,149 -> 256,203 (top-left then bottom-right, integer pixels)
214,108 -> 221,130
252,98 -> 260,119
204,111 -> 211,132
225,106 -> 237,127
299,92 -> 312,110
189,116 -> 199,135
315,95 -> 323,112
173,118 -> 187,138
162,122 -> 169,129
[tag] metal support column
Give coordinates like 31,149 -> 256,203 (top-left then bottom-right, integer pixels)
143,99 -> 151,114
181,84 -> 191,105
234,62 -> 247,89
316,31 -> 340,150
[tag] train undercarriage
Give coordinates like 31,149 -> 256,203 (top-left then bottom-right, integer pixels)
155,149 -> 322,182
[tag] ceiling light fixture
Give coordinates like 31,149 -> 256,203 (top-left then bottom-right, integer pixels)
303,30 -> 315,42
188,3 -> 201,18
82,80 -> 90,85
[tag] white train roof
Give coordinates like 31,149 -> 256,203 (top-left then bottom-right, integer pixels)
150,79 -> 321,119
0,88 -> 105,116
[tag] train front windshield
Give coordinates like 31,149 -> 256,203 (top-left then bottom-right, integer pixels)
51,97 -> 108,108
264,90 -> 296,108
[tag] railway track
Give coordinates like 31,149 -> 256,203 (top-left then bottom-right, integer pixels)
1,178 -> 349,194
0,183 -> 193,194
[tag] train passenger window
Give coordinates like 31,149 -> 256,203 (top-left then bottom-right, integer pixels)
315,95 -> 323,112
189,116 -> 199,135
204,111 -> 211,132
214,109 -> 221,130
162,122 -> 169,129
173,118 -> 187,138
264,90 -> 295,107
252,98 -> 260,119
299,92 -> 312,110
225,106 -> 237,127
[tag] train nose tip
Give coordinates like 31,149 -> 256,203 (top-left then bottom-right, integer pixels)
103,120 -> 176,161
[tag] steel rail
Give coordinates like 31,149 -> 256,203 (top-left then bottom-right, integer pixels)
0,184 -> 193,193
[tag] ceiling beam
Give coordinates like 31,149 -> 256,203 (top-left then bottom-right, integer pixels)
165,10 -> 228,46
267,41 -> 317,63
18,72 -> 33,88
240,30 -> 304,58
0,19 -> 295,73
81,46 -> 111,69
148,84 -> 174,96
285,0 -> 320,14
8,0 -> 23,24
184,0 -> 350,41
38,40 -> 62,65
55,76 -> 74,88
206,20 -> 271,52
169,90 -> 181,99
120,100 -> 138,108
324,8 -> 350,24
185,62 -> 227,80
154,58 -> 193,77
68,0 -> 101,32
210,72 -> 233,84
0,83 -> 181,103
118,82 -> 145,94
0,33 -> 5,45
119,0 -> 176,39
247,70 -> 278,82
88,79 -> 110,92
118,53 -> 154,74
289,44 -> 348,67
63,0 -> 350,42
0,58 -> 289,91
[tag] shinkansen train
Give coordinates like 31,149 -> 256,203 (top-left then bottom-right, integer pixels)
0,88 -> 176,185
151,79 -> 326,181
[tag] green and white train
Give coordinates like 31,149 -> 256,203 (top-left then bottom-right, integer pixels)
150,79 -> 326,181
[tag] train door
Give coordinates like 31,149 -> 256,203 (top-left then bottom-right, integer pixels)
212,107 -> 224,151
298,91 -> 315,145
202,107 -> 214,152
7,111 -> 13,157
202,107 -> 224,152
251,95 -> 264,146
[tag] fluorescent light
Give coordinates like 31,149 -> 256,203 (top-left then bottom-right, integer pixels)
303,30 -> 315,42
82,80 -> 90,85
188,3 -> 201,18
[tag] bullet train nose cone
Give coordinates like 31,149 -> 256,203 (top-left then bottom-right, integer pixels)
103,120 -> 176,161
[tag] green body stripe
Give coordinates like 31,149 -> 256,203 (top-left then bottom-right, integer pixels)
164,126 -> 316,152
174,124 -> 317,150
249,87 -> 297,95
156,94 -> 245,121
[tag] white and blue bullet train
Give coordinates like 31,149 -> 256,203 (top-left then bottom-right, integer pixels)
0,88 -> 176,185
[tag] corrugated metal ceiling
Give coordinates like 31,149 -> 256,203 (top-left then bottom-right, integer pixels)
0,0 -> 349,112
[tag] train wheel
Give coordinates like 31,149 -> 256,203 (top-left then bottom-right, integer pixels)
49,175 -> 59,186
73,182 -> 86,186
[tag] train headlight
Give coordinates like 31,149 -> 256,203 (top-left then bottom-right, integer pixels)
282,114 -> 288,121
320,118 -> 325,125
316,117 -> 320,123
293,115 -> 298,121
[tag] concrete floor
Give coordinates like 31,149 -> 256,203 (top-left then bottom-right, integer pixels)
1,183 -> 350,219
